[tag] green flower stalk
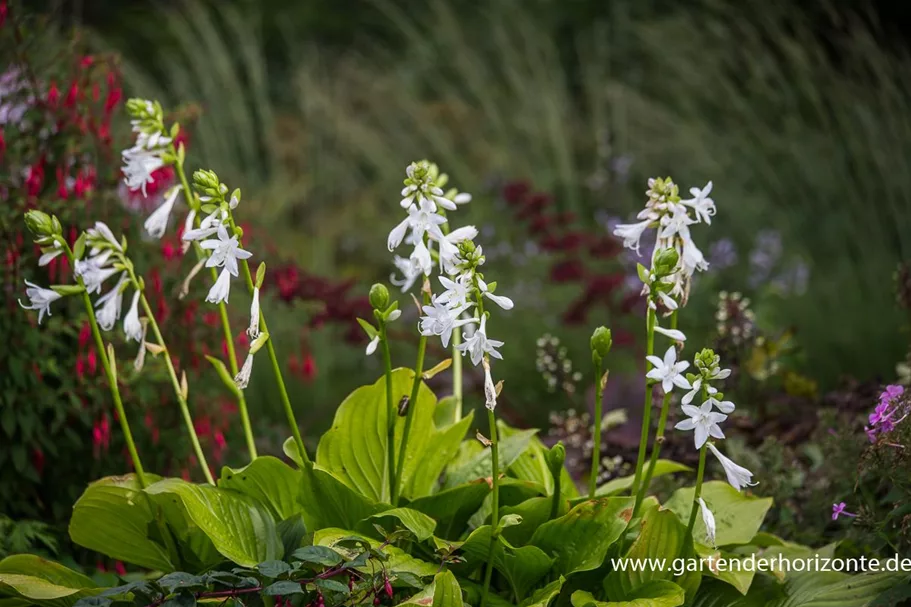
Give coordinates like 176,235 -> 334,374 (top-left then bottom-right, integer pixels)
589,326 -> 612,498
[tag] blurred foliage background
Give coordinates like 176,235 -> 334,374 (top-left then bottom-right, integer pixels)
8,0 -> 911,563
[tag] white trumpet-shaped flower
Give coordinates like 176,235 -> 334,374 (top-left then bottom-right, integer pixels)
79,263 -> 119,295
206,268 -> 232,304
456,314 -> 503,366
646,346 -> 692,393
419,297 -> 476,348
438,226 -> 478,273
87,222 -> 122,251
698,497 -> 717,547
654,325 -> 686,341
704,396 -> 736,414
682,237 -> 709,274
122,147 -> 165,196
182,209 -> 225,242
483,357 -> 497,411
143,185 -> 182,239
411,239 -> 433,277
657,290 -> 678,311
247,287 -> 261,338
675,400 -> 727,449
387,198 -> 447,252
437,274 -> 472,309
477,277 -> 514,310
123,290 -> 143,342
38,242 -> 63,266
94,274 -> 127,331
200,225 -> 252,277
682,181 -> 716,225
613,219 -> 652,254
235,352 -> 254,389
18,281 -> 62,324
681,377 -> 719,406
707,443 -> 757,491
390,255 -> 422,292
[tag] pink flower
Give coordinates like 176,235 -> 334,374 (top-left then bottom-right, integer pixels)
832,502 -> 857,521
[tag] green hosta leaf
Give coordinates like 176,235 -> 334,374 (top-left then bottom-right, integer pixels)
594,462 -> 692,498
605,507 -> 687,600
68,474 -> 175,572
500,497 -> 557,546
147,493 -> 221,572
455,526 -> 553,600
406,480 -> 490,540
663,482 -> 772,547
317,369 -> 470,502
314,529 -> 438,579
694,545 -> 756,596
362,507 -> 437,542
300,464 -> 384,531
219,456 -> 303,521
145,478 -> 282,567
0,556 -> 99,607
572,581 -> 684,607
431,571 -> 462,607
444,428 -> 538,489
521,577 -> 565,607
433,396 -> 460,428
530,497 -> 634,576
502,429 -> 579,499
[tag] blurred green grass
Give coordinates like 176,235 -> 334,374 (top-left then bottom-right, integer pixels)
102,0 -> 911,429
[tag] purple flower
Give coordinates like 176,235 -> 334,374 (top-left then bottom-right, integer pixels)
869,401 -> 892,425
832,502 -> 857,521
880,384 -> 904,404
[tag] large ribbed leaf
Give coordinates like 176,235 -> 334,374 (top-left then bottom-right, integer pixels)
664,482 -> 772,547
572,581 -> 685,607
300,464 -> 383,531
406,480 -> 490,540
145,478 -> 282,567
456,525 -> 554,600
530,497 -> 634,575
68,474 -> 174,572
219,456 -> 303,520
0,556 -> 99,607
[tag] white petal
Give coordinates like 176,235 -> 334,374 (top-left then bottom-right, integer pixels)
655,326 -> 686,341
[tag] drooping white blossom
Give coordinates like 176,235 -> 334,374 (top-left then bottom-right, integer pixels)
477,277 -> 514,310
707,443 -> 757,491
18,281 -> 62,324
645,346 -> 692,394
704,396 -> 736,414
248,286 -> 261,338
390,256 -> 422,292
437,274 -> 472,309
613,219 -> 652,254
123,290 -> 143,342
681,377 -> 719,406
38,242 -> 63,266
675,400 -> 727,449
122,147 -> 165,196
654,325 -> 686,342
482,357 -> 498,410
200,225 -> 252,277
698,497 -> 717,547
94,274 -> 128,331
419,297 -> 476,348
682,181 -> 716,225
206,268 -> 232,304
144,185 -> 183,239
456,314 -> 503,366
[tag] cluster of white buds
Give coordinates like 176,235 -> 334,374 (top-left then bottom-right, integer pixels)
670,348 -> 756,547
122,99 -> 174,198
615,177 -> 715,306
387,161 -> 475,291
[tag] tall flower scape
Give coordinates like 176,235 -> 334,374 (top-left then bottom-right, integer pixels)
8,101 -> 905,607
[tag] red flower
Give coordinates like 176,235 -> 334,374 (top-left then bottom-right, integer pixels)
502,181 -> 530,205
80,55 -> 94,69
47,81 -> 59,107
25,161 -> 44,196
104,87 -> 122,114
78,321 -> 91,348
55,166 -> 69,199
114,561 -> 126,576
64,81 -> 79,108
87,349 -> 98,375
302,353 -> 316,383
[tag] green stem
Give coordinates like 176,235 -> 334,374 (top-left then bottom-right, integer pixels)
135,285 -> 215,485
452,326 -> 463,421
589,358 -> 604,499
630,307 -> 656,503
480,405 -> 500,607
393,291 -> 430,506
76,282 -> 148,487
172,153 -> 258,461
686,443 -> 708,536
239,255 -> 310,465
380,323 -> 397,502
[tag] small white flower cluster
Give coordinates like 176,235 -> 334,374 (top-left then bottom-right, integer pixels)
614,177 -> 715,304
72,223 -> 147,356
387,161 -> 474,291
660,348 -> 755,547
122,99 -> 172,198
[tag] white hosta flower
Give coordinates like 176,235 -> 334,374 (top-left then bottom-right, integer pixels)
122,147 -> 165,196
365,335 -> 380,356
411,239 -> 432,277
482,357 -> 497,410
419,298 -> 476,348
477,277 -> 514,310
682,181 -> 716,225
646,346 -> 692,393
705,396 -> 736,414
390,255 -> 422,292
38,242 -> 63,266
707,443 -> 757,491
697,497 -> 716,547
206,268 -> 232,304
235,352 -> 254,389
437,274 -> 472,309
437,225 -> 478,273
613,219 -> 652,254
87,222 -> 122,251
657,290 -> 678,311
456,314 -> 503,366
123,290 -> 143,342
680,377 -> 719,406
144,185 -> 182,239
654,325 -> 686,341
79,263 -> 119,295
247,286 -> 261,338
94,274 -> 127,330
181,210 -> 197,253
682,237 -> 709,275
658,205 -> 694,241
453,192 -> 472,205
182,209 -> 224,242
200,225 -> 252,277
675,400 -> 727,449
387,198 -> 447,252
18,281 -> 62,324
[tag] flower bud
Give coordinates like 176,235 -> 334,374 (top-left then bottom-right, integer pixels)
192,169 -> 219,190
24,210 -> 57,238
694,348 -> 720,375
369,283 -> 390,310
590,326 -> 612,365
653,247 -> 679,277
546,442 -> 566,476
